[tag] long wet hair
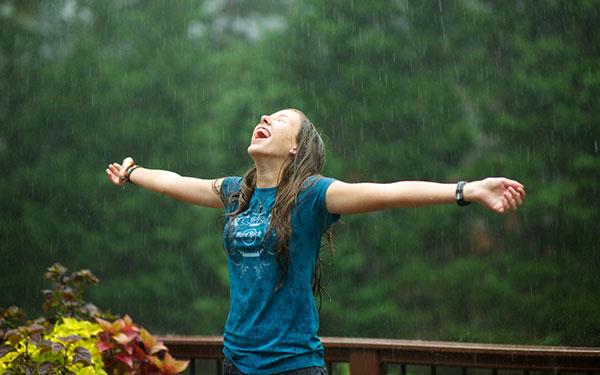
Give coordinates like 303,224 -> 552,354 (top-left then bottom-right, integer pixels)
218,109 -> 334,295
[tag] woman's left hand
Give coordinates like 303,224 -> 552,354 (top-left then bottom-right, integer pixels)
106,157 -> 135,187
464,178 -> 526,213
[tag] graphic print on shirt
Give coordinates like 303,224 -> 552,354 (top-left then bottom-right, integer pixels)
227,207 -> 276,280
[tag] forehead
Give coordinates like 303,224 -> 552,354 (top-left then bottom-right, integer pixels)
271,109 -> 302,126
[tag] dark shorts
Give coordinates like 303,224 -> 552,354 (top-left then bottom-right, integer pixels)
223,358 -> 328,375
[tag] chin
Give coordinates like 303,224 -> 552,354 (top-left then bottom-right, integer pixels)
247,144 -> 283,161
247,143 -> 258,155
247,144 -> 265,159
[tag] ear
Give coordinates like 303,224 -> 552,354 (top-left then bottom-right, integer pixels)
290,146 -> 297,155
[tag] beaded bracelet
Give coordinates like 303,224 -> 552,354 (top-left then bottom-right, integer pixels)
125,165 -> 140,184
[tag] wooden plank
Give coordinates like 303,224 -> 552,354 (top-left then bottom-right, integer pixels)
349,350 -> 381,375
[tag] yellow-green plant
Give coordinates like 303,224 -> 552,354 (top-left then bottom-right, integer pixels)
0,317 -> 106,374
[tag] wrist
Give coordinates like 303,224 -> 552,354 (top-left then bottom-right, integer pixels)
125,164 -> 140,184
462,181 -> 479,203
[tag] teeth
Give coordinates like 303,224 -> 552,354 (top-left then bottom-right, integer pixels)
256,128 -> 270,138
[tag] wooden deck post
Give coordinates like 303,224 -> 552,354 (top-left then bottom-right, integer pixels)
349,349 -> 383,375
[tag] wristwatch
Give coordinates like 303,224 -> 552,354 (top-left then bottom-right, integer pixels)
456,181 -> 471,206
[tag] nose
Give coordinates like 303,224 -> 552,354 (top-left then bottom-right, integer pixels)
260,115 -> 272,125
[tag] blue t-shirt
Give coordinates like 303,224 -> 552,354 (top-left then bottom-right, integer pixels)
220,175 -> 340,375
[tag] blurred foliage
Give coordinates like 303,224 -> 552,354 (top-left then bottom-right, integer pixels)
0,0 -> 598,346
95,314 -> 189,375
42,263 -> 103,321
0,264 -> 188,374
0,315 -> 106,375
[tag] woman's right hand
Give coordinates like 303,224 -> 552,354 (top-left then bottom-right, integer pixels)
104,157 -> 224,208
106,157 -> 135,187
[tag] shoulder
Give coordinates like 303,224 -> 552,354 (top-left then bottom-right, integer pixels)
219,176 -> 243,204
299,175 -> 338,200
221,176 -> 243,193
302,175 -> 337,191
298,175 -> 338,206
297,175 -> 341,225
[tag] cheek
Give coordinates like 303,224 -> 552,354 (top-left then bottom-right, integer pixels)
274,128 -> 296,147
273,135 -> 292,151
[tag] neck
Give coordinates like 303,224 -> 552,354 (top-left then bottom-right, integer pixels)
253,157 -> 287,188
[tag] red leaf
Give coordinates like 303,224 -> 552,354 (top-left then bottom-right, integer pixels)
112,319 -> 124,333
123,343 -> 133,355
123,315 -> 133,327
97,340 -> 113,352
114,332 -> 135,345
147,355 -> 162,370
149,352 -> 189,375
139,328 -> 155,349
149,343 -> 168,355
133,344 -> 148,359
116,353 -> 134,368
95,317 -> 113,333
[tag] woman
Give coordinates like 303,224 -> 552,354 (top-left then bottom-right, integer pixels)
106,108 -> 525,375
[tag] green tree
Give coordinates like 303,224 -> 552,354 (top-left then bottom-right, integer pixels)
1,0 -> 599,346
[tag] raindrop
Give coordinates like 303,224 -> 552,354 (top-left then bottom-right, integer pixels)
438,0 -> 446,42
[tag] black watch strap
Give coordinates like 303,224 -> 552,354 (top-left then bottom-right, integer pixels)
456,181 -> 471,206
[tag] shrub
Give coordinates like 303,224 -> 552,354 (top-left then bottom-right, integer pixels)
0,314 -> 105,374
96,314 -> 188,375
0,264 -> 188,375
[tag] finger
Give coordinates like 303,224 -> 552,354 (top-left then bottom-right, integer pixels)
517,186 -> 526,200
504,191 -> 516,211
502,193 -> 512,212
122,157 -> 134,168
513,193 -> 523,207
116,165 -> 129,180
505,179 -> 524,189
107,164 -> 127,184
505,190 -> 518,210
502,180 -> 524,195
509,187 -> 523,206
108,168 -> 119,181
107,165 -> 118,178
108,163 -> 121,174
106,168 -> 120,185
109,164 -> 126,180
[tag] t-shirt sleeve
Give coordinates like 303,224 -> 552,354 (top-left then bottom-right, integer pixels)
309,176 -> 341,231
219,176 -> 242,212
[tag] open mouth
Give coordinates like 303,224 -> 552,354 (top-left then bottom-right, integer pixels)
253,127 -> 271,140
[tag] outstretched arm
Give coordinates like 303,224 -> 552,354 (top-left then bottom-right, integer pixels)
106,157 -> 224,208
326,178 -> 525,215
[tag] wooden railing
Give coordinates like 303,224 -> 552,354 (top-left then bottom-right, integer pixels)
158,335 -> 600,374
